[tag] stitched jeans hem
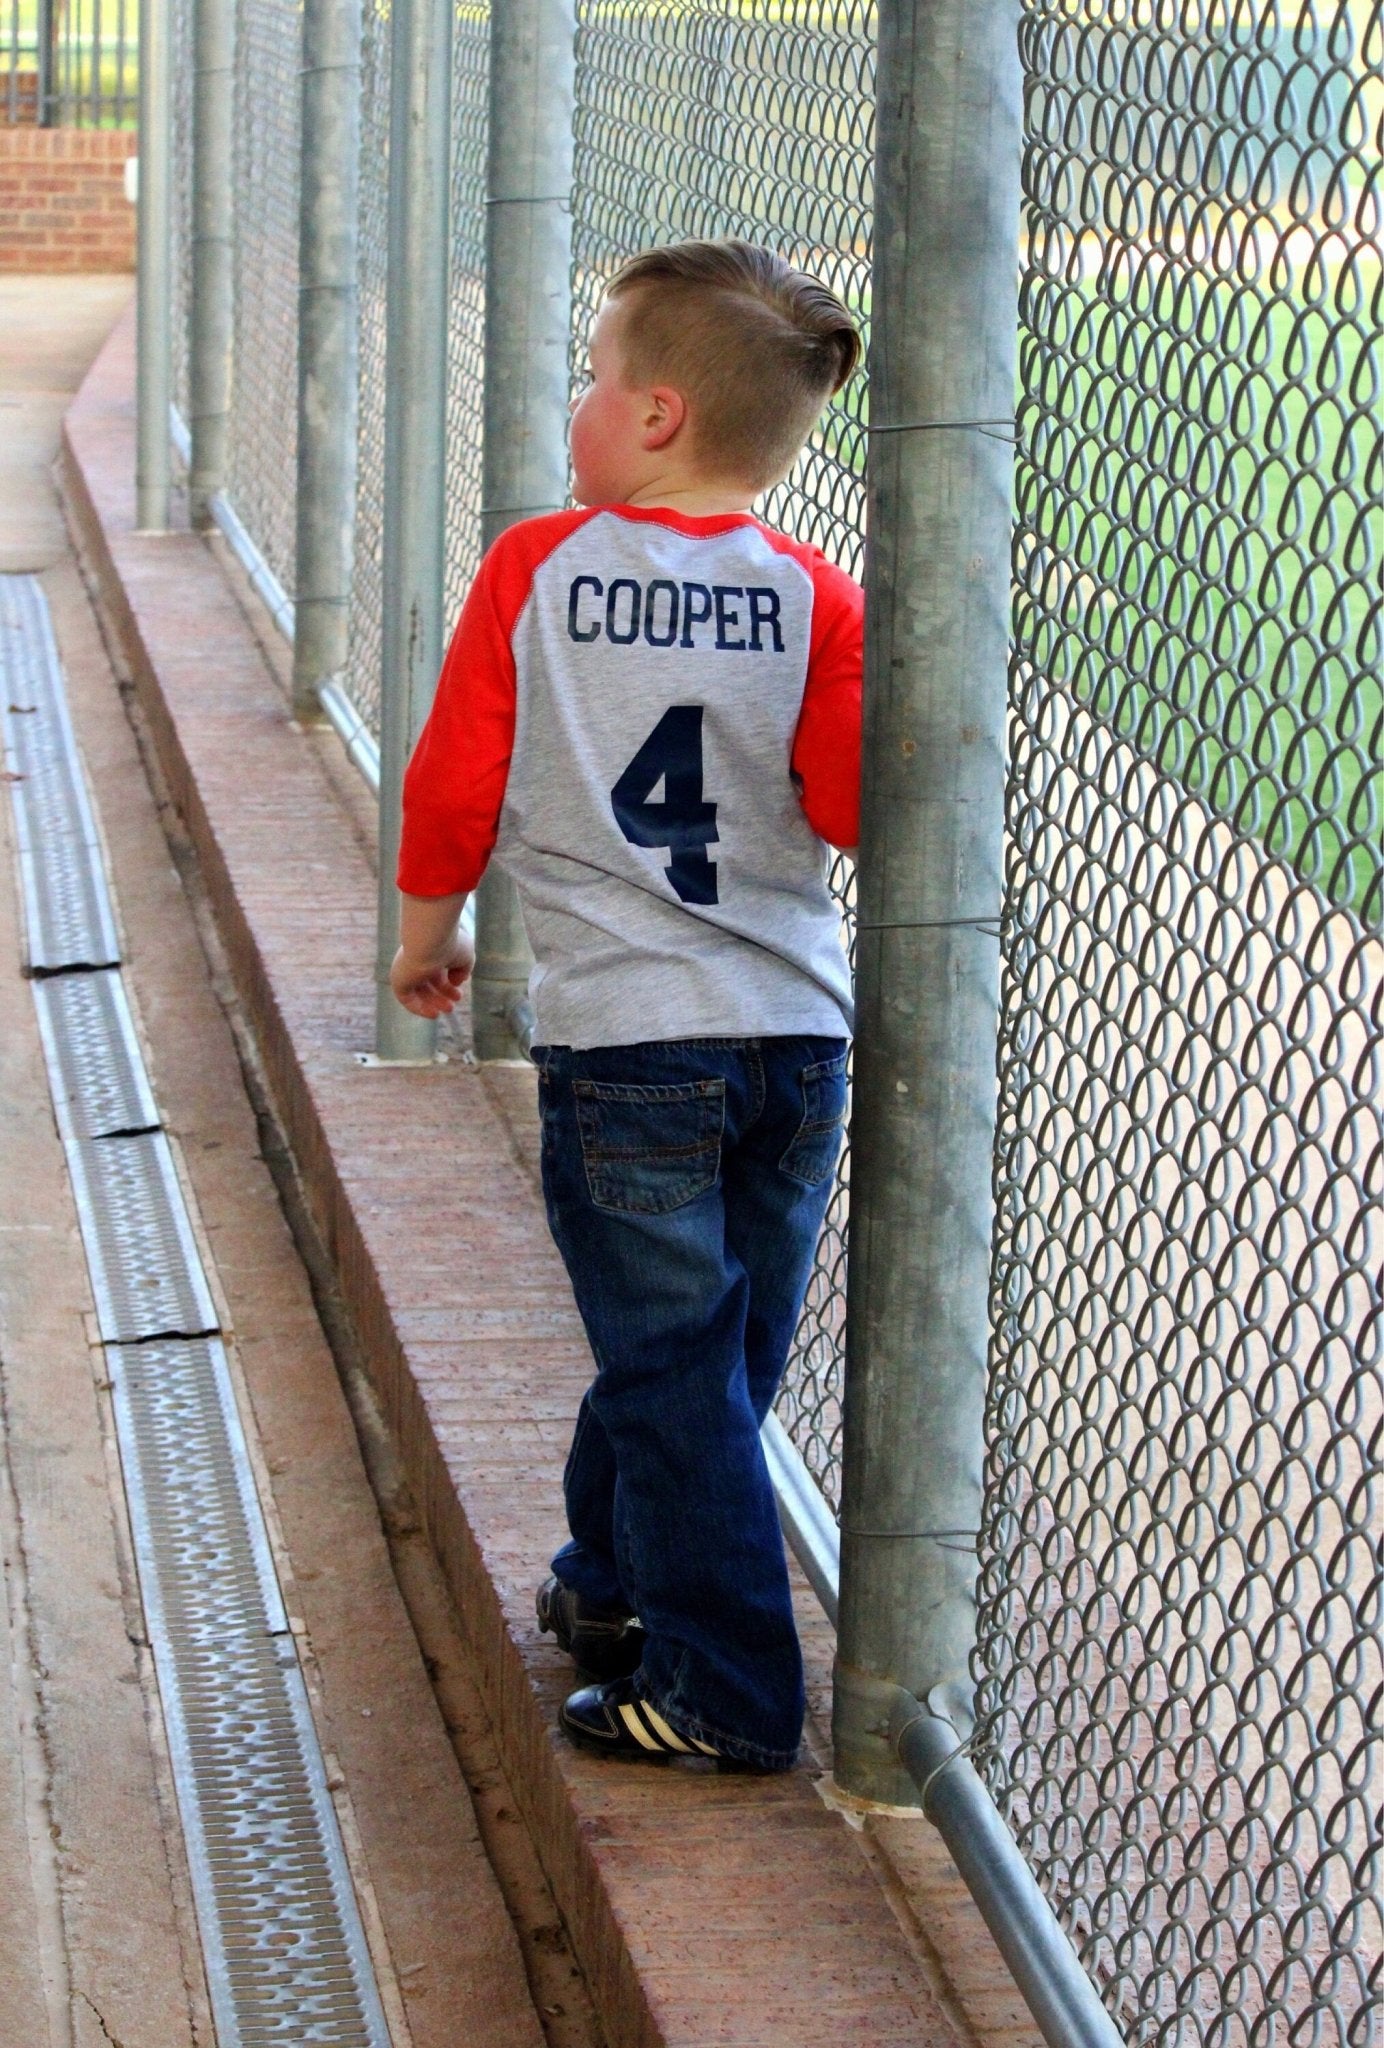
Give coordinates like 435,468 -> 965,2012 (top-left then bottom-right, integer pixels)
639,1672 -> 800,1772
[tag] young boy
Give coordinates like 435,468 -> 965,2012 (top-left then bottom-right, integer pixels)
390,239 -> 862,1772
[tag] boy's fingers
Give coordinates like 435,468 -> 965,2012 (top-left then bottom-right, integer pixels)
391,959 -> 471,1015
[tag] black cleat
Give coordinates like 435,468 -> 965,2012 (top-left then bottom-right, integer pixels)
558,1675 -> 729,1762
535,1574 -> 644,1681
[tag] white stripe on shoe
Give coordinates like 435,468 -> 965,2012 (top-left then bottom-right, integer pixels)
617,1702 -> 670,1751
640,1705 -> 695,1753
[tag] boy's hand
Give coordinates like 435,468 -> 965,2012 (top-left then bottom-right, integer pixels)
391,888 -> 472,1016
389,932 -> 475,1018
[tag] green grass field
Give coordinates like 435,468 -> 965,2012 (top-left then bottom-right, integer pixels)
1012,269 -> 1380,923
811,253 -> 1380,923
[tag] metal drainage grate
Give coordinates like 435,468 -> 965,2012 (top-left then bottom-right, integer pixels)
110,1338 -> 391,2044
31,968 -> 159,1142
0,574 -> 121,971
64,1128 -> 221,1343
2,576 -> 392,2047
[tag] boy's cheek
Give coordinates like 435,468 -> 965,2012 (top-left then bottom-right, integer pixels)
571,400 -> 608,460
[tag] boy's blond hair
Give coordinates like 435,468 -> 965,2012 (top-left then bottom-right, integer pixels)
605,239 -> 861,493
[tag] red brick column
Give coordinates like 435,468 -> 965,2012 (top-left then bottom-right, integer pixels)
0,129 -> 137,273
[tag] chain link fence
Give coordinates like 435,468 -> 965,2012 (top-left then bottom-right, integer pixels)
343,0 -> 491,744
342,0 -> 392,741
167,0 -> 1381,2036
973,3 -> 1382,2041
443,3 -> 490,626
168,0 -> 193,425
224,0 -> 300,600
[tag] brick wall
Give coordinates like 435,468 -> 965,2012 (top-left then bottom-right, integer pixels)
0,129 -> 136,273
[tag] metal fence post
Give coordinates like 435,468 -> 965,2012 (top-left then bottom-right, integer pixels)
830,8 -> 1128,2041
187,0 -> 234,530
373,0 -> 453,1058
293,0 -> 362,720
469,0 -> 576,1060
36,0 -> 55,124
833,0 -> 1017,1791
135,0 -> 172,532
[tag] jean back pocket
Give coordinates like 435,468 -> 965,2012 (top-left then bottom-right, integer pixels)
779,1051 -> 849,1187
574,1076 -> 725,1215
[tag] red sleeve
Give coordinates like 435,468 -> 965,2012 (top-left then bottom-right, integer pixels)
791,555 -> 863,850
396,509 -> 594,896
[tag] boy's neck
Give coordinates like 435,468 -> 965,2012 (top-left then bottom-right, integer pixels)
619,478 -> 757,518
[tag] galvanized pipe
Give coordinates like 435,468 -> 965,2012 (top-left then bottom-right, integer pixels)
832,0 -> 1022,1803
135,0 -> 172,531
187,0 -> 233,530
374,0 -> 453,1059
469,0 -> 575,1060
890,1692 -> 1126,2048
292,0 -> 362,719
825,9 -> 1124,2044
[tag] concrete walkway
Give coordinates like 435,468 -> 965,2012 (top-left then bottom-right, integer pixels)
0,276 -> 132,574
0,280 -> 574,2048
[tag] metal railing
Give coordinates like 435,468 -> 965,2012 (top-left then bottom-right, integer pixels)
147,0 -> 1383,2040
3,0 -> 137,125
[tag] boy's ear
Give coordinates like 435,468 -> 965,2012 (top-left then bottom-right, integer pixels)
641,385 -> 687,451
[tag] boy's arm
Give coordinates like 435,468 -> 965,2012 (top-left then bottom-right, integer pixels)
391,542 -> 518,1014
791,558 -> 863,850
397,558 -> 517,898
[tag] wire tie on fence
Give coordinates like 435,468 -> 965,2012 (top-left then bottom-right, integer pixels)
840,1525 -> 980,1551
889,1697 -> 979,1811
857,917 -> 1002,937
869,418 -> 1017,444
481,504 -> 568,521
918,1730 -> 979,1812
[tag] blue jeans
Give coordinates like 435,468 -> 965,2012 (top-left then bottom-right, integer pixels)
534,1035 -> 847,1769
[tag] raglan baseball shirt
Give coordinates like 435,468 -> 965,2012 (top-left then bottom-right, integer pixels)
397,504 -> 862,1051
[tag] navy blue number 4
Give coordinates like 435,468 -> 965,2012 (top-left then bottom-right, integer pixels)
610,705 -> 719,905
